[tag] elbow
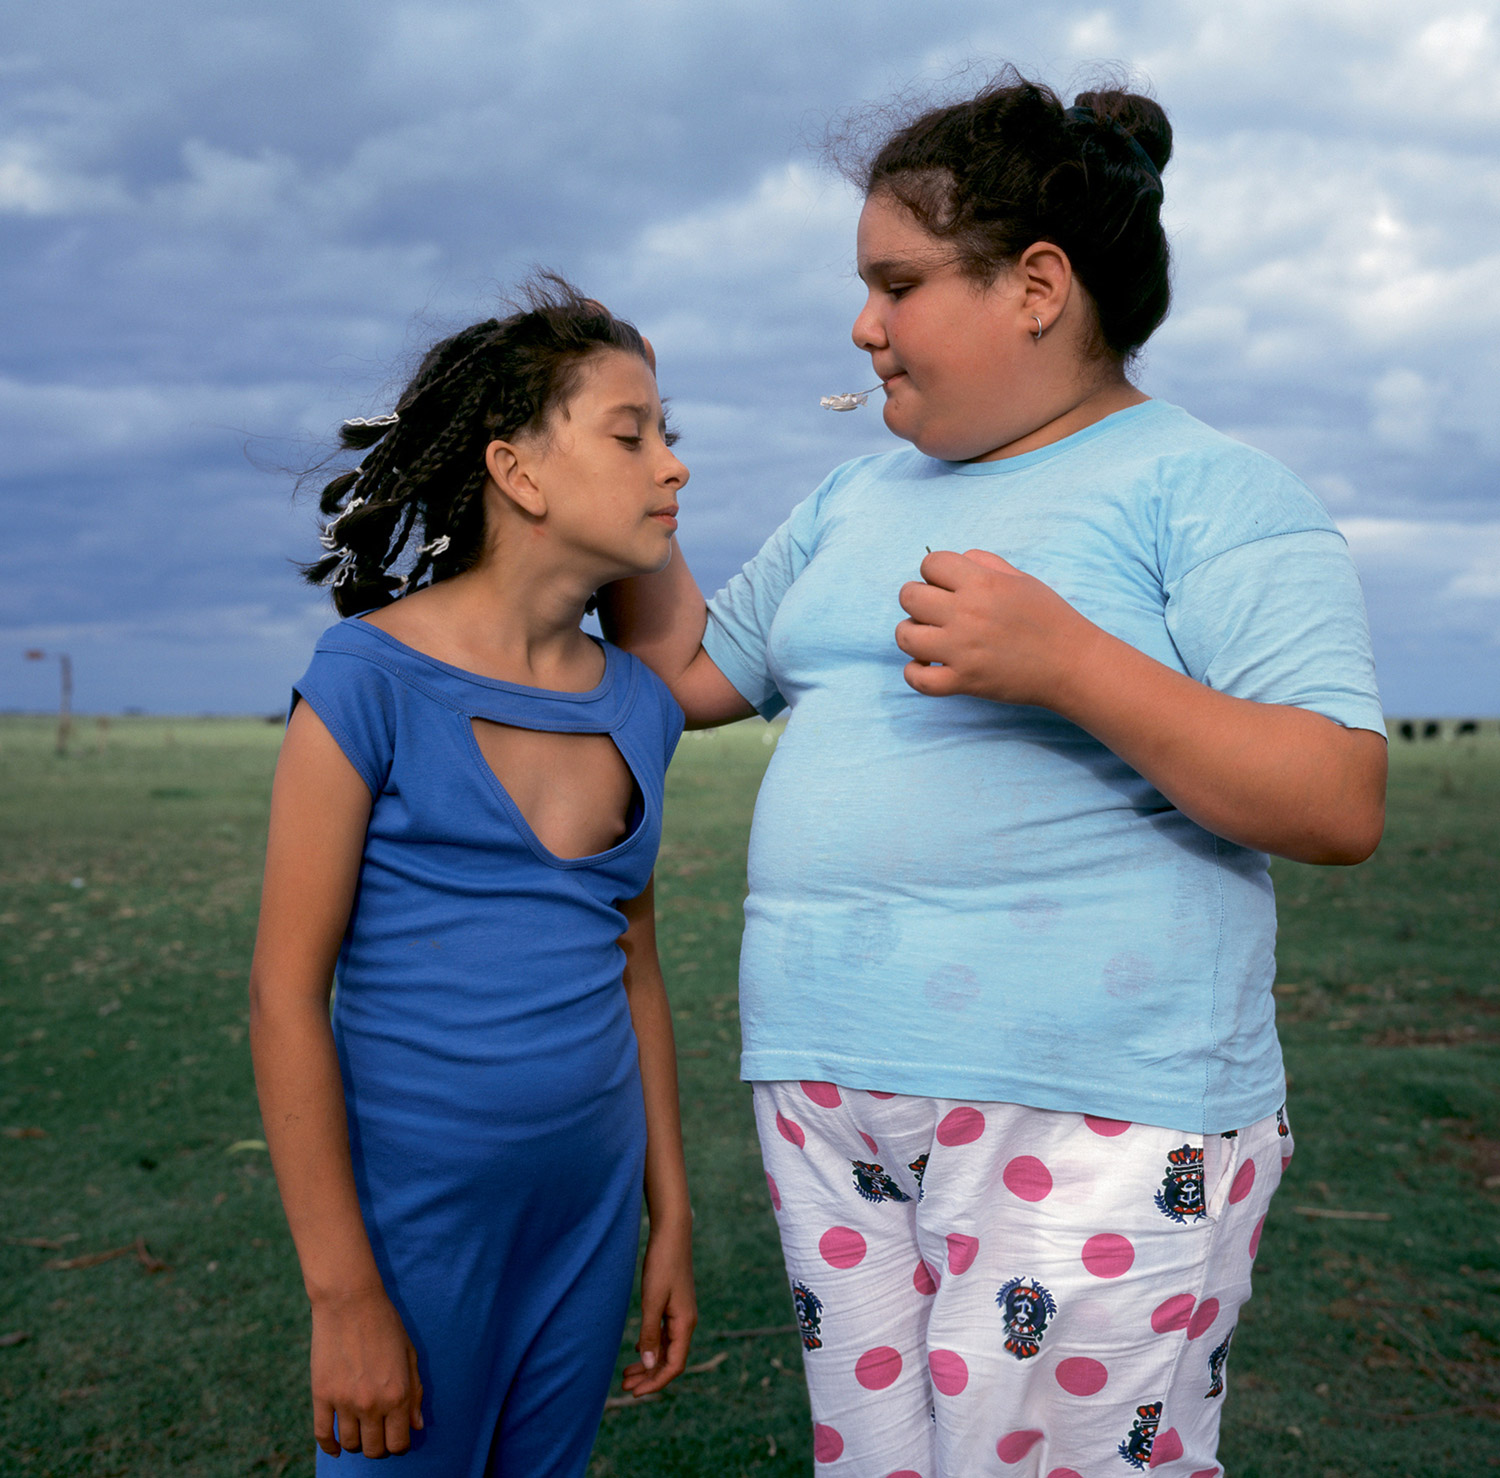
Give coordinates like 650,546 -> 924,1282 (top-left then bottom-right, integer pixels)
1299,729 -> 1388,866
247,967 -> 269,1044
1302,800 -> 1386,867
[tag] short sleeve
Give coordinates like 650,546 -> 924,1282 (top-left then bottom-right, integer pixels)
1165,529 -> 1386,736
291,647 -> 398,795
702,479 -> 828,719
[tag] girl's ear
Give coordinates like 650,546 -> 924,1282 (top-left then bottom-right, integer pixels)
485,439 -> 547,519
1014,241 -> 1075,336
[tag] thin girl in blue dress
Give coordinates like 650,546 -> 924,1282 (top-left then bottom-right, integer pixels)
250,279 -> 695,1475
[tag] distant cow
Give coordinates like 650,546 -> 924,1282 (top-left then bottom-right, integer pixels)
1456,721 -> 1478,737
1398,721 -> 1416,742
1423,721 -> 1441,740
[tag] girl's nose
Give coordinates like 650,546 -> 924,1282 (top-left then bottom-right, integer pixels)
852,294 -> 886,352
660,450 -> 689,489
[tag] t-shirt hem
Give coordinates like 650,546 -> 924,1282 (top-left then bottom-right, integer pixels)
738,1049 -> 1283,1135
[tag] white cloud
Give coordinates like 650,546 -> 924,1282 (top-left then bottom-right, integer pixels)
635,163 -> 859,281
1340,516 -> 1500,612
0,377 -> 325,478
1368,369 -> 1438,452
0,139 -> 125,215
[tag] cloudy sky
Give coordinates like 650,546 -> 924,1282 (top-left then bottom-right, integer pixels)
4,0 -> 1497,715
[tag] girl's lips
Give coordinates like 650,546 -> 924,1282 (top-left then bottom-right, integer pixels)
650,509 -> 678,531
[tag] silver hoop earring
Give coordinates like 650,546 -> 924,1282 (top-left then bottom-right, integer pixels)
1031,315 -> 1044,342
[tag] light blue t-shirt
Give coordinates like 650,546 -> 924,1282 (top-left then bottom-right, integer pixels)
704,399 -> 1384,1132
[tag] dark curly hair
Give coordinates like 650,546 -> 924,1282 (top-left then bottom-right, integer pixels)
851,67 -> 1173,361
303,274 -> 651,617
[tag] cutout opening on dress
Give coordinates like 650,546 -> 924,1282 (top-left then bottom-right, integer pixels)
470,718 -> 643,862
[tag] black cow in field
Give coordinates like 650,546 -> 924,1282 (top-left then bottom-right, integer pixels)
1456,721 -> 1478,737
1398,721 -> 1416,742
1423,721 -> 1441,740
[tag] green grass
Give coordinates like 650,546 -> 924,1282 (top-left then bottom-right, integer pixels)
2,717 -> 1496,1475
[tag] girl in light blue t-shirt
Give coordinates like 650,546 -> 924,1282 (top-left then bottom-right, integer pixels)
608,71 -> 1385,1477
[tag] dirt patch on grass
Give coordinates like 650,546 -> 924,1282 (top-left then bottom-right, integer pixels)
1363,1024 -> 1500,1047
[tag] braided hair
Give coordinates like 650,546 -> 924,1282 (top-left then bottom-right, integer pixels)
855,68 -> 1173,362
303,274 -> 650,617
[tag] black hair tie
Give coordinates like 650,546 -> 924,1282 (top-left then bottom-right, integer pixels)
1066,104 -> 1163,187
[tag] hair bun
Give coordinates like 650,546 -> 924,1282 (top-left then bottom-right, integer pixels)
1072,89 -> 1173,172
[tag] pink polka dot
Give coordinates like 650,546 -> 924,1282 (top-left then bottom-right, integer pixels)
1047,1471 -> 1085,1478
1054,1356 -> 1108,1395
1249,1213 -> 1266,1259
997,1429 -> 1045,1464
936,1107 -> 985,1146
1151,1293 -> 1195,1333
765,1172 -> 781,1211
1187,1297 -> 1220,1340
859,1131 -> 879,1155
946,1233 -> 979,1275
1002,1155 -> 1053,1202
1228,1159 -> 1256,1204
1149,1427 -> 1184,1466
928,1347 -> 968,1395
801,1080 -> 842,1108
913,1259 -> 940,1295
1081,1233 -> 1135,1278
887,1472 -> 924,1478
868,1090 -> 896,1099
855,1345 -> 902,1390
813,1423 -> 844,1463
1191,1469 -> 1221,1478
1084,1115 -> 1131,1137
775,1112 -> 805,1148
1282,1153 -> 1292,1173
819,1226 -> 867,1269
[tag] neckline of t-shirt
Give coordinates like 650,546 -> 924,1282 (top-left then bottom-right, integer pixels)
343,615 -> 618,703
939,398 -> 1169,477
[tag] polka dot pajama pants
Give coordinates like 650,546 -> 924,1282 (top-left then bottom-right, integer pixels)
752,1082 -> 1293,1478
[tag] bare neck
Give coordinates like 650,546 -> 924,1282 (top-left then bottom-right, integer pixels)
973,368 -> 1147,463
362,537 -> 603,691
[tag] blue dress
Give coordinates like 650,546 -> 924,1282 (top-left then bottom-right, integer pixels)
291,617 -> 683,1477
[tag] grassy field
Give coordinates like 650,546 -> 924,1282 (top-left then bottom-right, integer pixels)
1,715 -> 1496,1476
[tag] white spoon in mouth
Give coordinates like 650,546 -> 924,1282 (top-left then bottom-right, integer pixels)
820,384 -> 883,411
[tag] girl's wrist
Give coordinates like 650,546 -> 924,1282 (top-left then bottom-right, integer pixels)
305,1270 -> 389,1309
645,1199 -> 694,1239
1043,614 -> 1124,723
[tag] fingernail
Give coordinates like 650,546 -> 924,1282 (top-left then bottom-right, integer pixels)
642,1350 -> 657,1369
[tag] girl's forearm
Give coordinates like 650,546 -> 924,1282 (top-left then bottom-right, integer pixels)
617,882 -> 692,1230
626,966 -> 692,1229
899,551 -> 1386,863
249,988 -> 386,1303
599,541 -> 708,687
1055,622 -> 1387,864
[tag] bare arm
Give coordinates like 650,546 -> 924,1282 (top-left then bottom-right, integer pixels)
615,877 -> 697,1395
897,549 -> 1386,865
248,702 -> 423,1458
616,878 -> 696,1394
599,543 -> 753,728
